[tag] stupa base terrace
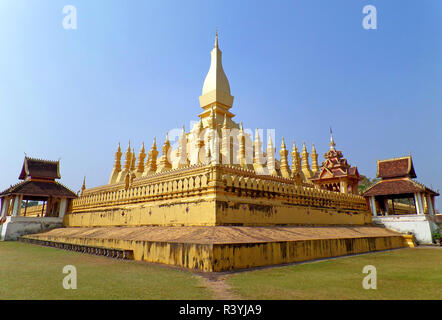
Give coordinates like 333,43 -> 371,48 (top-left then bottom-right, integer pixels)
21,225 -> 412,272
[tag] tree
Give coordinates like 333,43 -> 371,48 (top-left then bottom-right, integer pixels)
358,175 -> 380,194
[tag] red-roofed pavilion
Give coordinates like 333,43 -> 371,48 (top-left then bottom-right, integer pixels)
363,155 -> 438,216
0,157 -> 77,220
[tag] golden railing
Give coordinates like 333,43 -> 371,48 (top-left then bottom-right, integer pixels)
71,164 -> 368,213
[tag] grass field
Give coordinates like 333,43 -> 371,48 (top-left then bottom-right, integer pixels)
0,242 -> 212,300
1,242 -> 441,300
226,247 -> 442,300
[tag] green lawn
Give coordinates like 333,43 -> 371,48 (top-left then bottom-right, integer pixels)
226,248 -> 442,300
0,242 -> 212,300
1,242 -> 441,300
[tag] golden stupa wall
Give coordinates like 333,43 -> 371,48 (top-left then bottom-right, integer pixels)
64,164 -> 370,228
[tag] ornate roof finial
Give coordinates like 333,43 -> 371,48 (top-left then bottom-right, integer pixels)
223,113 -> 228,129
215,27 -> 219,48
329,127 -> 336,150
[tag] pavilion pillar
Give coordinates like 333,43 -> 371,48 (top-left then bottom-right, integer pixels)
11,195 -> 23,217
59,198 -> 68,219
414,193 -> 424,215
341,181 -> 348,194
414,193 -> 420,215
427,195 -> 435,215
369,196 -> 377,216
0,197 -> 10,218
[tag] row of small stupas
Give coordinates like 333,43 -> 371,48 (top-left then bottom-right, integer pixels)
108,129 -> 360,195
106,32 -> 360,194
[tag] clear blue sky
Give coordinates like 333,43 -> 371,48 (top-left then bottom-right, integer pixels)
0,1 -> 440,207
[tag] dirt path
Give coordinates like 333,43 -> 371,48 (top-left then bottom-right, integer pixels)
198,273 -> 243,300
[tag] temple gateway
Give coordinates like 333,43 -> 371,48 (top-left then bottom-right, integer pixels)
11,34 -> 432,271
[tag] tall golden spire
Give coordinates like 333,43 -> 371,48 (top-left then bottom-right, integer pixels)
199,30 -> 234,110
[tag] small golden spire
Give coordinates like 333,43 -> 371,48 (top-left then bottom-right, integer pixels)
137,143 -> 146,174
223,114 -> 228,129
279,137 -> 290,178
215,28 -> 219,48
131,148 -> 136,171
123,141 -> 132,170
311,143 -> 319,174
255,128 -> 260,141
81,176 -> 86,195
281,136 -> 286,149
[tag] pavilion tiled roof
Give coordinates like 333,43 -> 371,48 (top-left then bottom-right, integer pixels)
363,178 -> 439,197
19,157 -> 61,180
377,156 -> 416,179
0,180 -> 77,199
